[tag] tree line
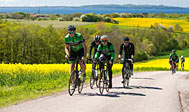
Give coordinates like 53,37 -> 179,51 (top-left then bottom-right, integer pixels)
1,12 -> 189,22
0,20 -> 188,64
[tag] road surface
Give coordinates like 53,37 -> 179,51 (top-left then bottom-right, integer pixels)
1,71 -> 189,112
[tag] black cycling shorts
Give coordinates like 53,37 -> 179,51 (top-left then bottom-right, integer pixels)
69,48 -> 84,63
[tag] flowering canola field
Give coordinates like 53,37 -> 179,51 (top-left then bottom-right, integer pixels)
0,58 -> 188,107
114,18 -> 189,32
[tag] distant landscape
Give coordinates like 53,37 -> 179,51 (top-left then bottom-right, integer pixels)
1,4 -> 189,14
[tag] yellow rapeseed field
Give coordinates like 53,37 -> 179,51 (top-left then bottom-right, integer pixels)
114,18 -> 189,32
134,57 -> 189,71
0,58 -> 188,75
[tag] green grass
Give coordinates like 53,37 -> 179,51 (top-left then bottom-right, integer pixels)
0,70 -> 122,108
150,48 -> 189,60
4,19 -> 95,29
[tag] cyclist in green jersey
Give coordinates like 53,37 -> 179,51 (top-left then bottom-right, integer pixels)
64,25 -> 87,88
169,50 -> 179,70
94,35 -> 115,88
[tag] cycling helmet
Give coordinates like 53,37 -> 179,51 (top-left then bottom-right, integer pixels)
123,37 -> 130,41
101,35 -> 108,41
181,56 -> 183,58
94,35 -> 101,42
67,25 -> 76,31
172,50 -> 176,53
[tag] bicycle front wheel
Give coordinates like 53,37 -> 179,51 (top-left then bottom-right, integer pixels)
99,70 -> 105,95
123,68 -> 127,88
68,70 -> 77,96
78,80 -> 83,94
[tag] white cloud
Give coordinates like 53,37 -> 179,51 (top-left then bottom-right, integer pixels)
0,0 -> 15,2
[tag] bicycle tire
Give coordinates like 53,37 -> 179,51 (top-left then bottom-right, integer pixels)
68,70 -> 77,96
95,68 -> 100,88
105,70 -> 109,92
90,70 -> 95,89
123,67 -> 127,88
99,70 -> 105,95
78,80 -> 83,94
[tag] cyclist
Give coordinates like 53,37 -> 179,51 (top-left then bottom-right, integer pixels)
94,35 -> 115,88
181,56 -> 185,70
169,50 -> 179,71
118,37 -> 135,83
64,25 -> 87,89
88,35 -> 101,69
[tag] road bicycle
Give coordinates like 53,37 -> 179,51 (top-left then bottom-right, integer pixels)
122,59 -> 132,87
68,58 -> 84,96
87,58 -> 100,89
98,59 -> 110,95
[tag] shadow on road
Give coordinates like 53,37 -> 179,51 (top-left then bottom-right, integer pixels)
112,86 -> 162,90
130,86 -> 163,90
79,91 -> 146,97
131,77 -> 154,80
109,91 -> 146,96
80,93 -> 120,98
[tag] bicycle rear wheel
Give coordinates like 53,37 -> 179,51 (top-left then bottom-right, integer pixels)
99,70 -> 105,95
68,70 -> 77,96
105,71 -> 109,92
90,70 -> 95,89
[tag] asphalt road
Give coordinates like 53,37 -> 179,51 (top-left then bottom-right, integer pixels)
1,71 -> 189,112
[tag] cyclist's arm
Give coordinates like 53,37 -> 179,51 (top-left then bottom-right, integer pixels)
110,44 -> 115,60
95,44 -> 102,59
82,41 -> 87,58
65,44 -> 70,56
89,42 -> 94,58
132,43 -> 135,56
119,44 -> 123,56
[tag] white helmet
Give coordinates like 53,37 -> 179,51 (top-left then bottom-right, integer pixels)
181,56 -> 183,58
101,35 -> 108,41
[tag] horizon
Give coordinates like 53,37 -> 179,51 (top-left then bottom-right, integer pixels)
0,4 -> 189,8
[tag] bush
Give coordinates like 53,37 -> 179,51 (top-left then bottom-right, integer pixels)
73,17 -> 80,21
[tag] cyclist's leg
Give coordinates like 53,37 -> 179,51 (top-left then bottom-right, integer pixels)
78,48 -> 86,82
169,60 -> 172,70
69,50 -> 77,83
107,59 -> 113,88
128,58 -> 133,75
122,58 -> 126,79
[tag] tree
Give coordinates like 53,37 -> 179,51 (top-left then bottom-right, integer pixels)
174,24 -> 183,32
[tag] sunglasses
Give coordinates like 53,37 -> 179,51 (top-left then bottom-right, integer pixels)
102,40 -> 108,42
69,31 -> 74,34
124,41 -> 129,43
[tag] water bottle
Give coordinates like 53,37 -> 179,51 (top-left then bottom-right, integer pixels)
78,71 -> 82,78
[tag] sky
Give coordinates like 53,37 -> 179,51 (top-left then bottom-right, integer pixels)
0,0 -> 189,7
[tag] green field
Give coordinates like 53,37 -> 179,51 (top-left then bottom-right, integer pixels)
150,48 -> 189,60
5,19 -> 96,29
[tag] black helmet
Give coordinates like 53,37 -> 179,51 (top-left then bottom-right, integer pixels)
123,37 -> 130,41
172,50 -> 176,53
67,25 -> 76,31
94,35 -> 101,42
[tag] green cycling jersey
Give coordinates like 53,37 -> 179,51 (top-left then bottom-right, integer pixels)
169,53 -> 178,61
64,32 -> 85,52
95,42 -> 115,60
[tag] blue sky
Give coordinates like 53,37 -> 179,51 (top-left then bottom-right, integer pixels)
0,0 -> 189,7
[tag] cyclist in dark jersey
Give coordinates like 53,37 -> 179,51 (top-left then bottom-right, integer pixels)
169,50 -> 179,70
64,25 -> 87,89
88,35 -> 101,70
118,37 -> 135,83
94,35 -> 115,88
